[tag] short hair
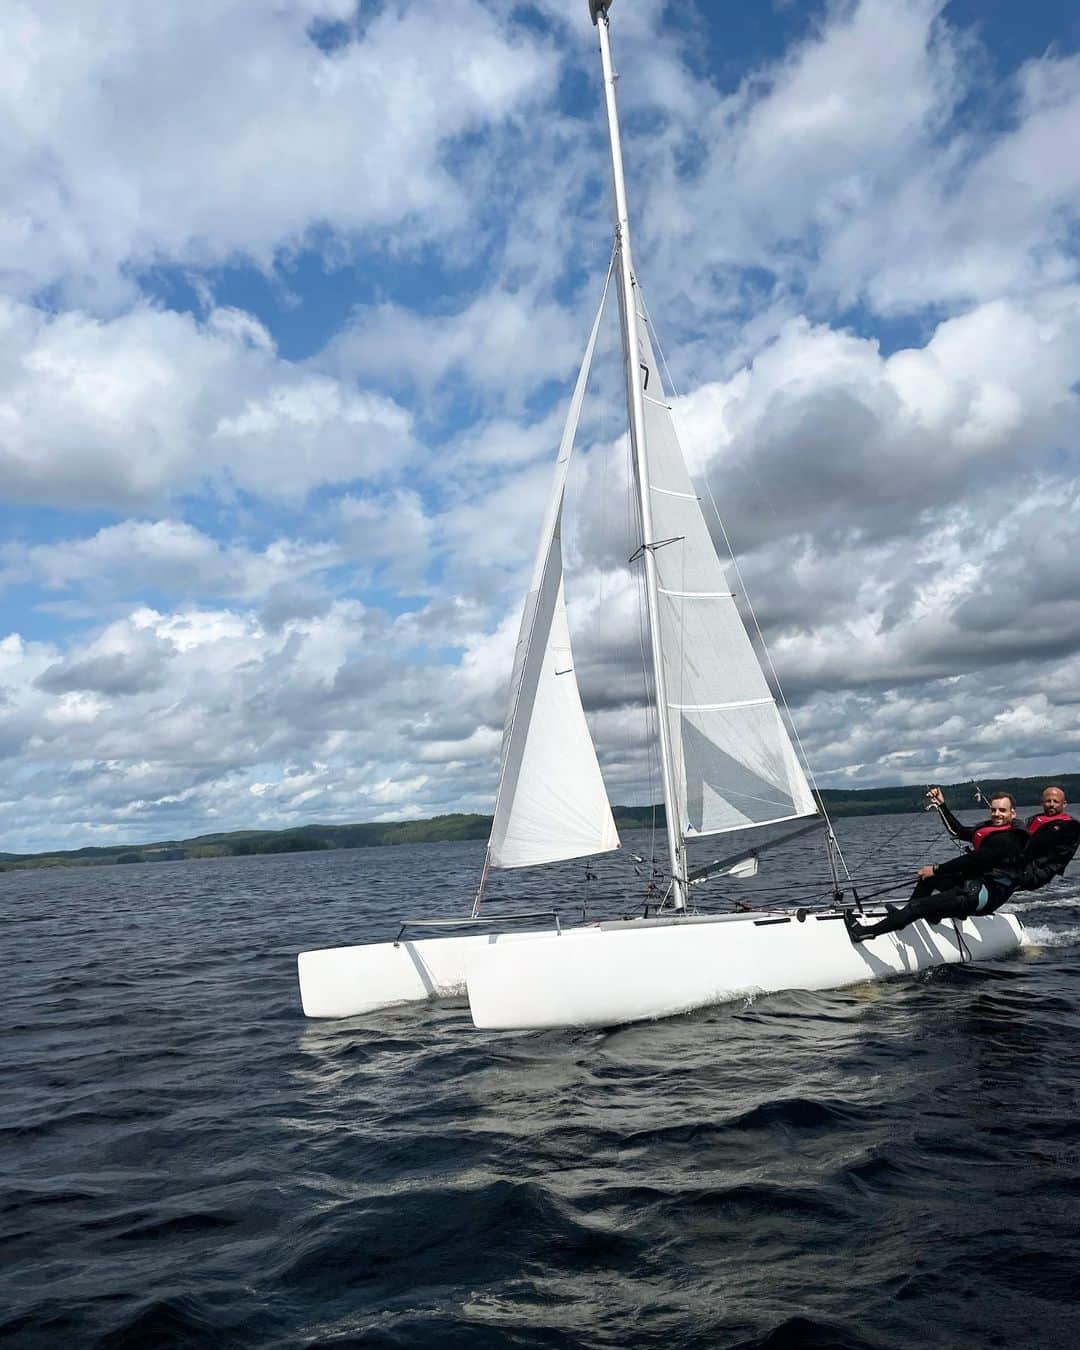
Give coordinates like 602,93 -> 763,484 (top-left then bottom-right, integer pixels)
1043,784 -> 1067,799
989,791 -> 1015,808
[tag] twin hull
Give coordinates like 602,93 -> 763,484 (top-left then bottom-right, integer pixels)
298,908 -> 1026,1030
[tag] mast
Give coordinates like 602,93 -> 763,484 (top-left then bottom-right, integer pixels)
592,0 -> 687,911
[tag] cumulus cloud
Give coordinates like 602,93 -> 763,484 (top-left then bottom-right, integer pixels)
336,489 -> 433,590
665,286 -> 1080,551
2,0 -> 1080,852
0,299 -> 416,508
0,0 -> 557,305
0,599 -> 509,851
5,519 -> 341,601
332,287 -> 587,411
597,0 -> 1080,367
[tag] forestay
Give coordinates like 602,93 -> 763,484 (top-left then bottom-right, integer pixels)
487,274 -> 620,870
635,308 -> 817,839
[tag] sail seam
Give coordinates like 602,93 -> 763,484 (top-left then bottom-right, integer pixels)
667,696 -> 774,711
685,809 -> 818,839
659,588 -> 735,599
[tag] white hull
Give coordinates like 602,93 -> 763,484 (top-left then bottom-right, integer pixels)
298,928 -> 547,1019
465,908 -> 1026,1029
299,907 -> 1025,1027
299,933 -> 478,1019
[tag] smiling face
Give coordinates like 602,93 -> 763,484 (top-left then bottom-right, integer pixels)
989,796 -> 1017,825
1041,786 -> 1067,816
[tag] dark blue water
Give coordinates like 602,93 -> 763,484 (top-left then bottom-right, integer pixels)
5,815 -> 1080,1348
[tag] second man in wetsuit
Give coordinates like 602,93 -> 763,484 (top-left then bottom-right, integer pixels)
1017,785 -> 1080,893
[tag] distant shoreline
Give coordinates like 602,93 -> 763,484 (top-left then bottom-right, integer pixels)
2,773 -> 1075,873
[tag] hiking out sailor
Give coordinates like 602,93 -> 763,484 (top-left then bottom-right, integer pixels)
926,783 -> 1078,892
931,780 -> 1080,884
1016,785 -> 1080,893
844,790 -> 1028,943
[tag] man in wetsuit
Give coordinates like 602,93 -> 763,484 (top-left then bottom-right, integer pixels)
844,789 -> 1028,943
1016,785 -> 1080,893
932,783 -> 1079,893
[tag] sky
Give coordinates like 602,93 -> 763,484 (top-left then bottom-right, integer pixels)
1,0 -> 1079,853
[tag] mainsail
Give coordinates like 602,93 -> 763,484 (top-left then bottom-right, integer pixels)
633,308 -> 817,839
486,274 -> 620,870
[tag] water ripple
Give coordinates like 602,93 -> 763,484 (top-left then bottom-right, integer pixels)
4,822 -> 1080,1347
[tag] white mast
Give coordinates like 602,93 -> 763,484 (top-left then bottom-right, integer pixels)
592,0 -> 686,911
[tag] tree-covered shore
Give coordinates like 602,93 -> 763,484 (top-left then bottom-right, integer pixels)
2,774 -> 1076,873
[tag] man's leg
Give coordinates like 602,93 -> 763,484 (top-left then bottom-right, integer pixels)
845,885 -> 981,942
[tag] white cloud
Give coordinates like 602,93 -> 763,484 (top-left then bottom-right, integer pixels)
666,286 -> 1080,550
5,519 -> 341,601
608,0 -> 1080,357
0,299 -> 417,508
3,0 -> 1080,852
331,286 -> 587,411
824,49 -> 1080,313
336,490 -> 433,589
0,0 -> 558,305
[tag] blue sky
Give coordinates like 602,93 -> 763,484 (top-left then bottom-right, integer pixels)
1,0 -> 1079,852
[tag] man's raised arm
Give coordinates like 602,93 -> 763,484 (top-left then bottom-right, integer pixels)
925,786 -> 977,842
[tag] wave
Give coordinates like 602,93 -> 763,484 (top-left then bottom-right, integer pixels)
1020,923 -> 1080,948
7,832 -> 1080,1350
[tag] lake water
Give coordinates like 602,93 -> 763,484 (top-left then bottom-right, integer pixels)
4,812 -> 1080,1348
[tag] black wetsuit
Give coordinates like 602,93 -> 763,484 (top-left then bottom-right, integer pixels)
1017,812 -> 1080,891
912,804 -> 1028,907
847,806 -> 1028,941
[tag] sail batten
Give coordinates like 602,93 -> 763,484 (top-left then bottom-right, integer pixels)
659,589 -> 736,599
668,696 -> 774,712
683,809 -> 820,844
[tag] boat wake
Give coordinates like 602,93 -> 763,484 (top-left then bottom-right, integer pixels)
1019,922 -> 1080,949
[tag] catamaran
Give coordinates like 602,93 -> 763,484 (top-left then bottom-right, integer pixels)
297,0 -> 1025,1030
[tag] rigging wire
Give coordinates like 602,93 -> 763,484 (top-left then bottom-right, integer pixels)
686,789 -> 967,916
838,796 -> 947,877
627,425 -> 661,875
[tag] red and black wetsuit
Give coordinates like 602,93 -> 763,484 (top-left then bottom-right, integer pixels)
912,803 -> 1028,905
1018,812 -> 1080,891
846,804 -> 1027,942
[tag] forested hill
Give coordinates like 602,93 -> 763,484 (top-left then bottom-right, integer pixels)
2,774 -> 1076,872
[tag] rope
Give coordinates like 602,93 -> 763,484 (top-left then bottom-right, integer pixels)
951,917 -> 973,962
839,799 -> 946,878
929,800 -> 974,855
